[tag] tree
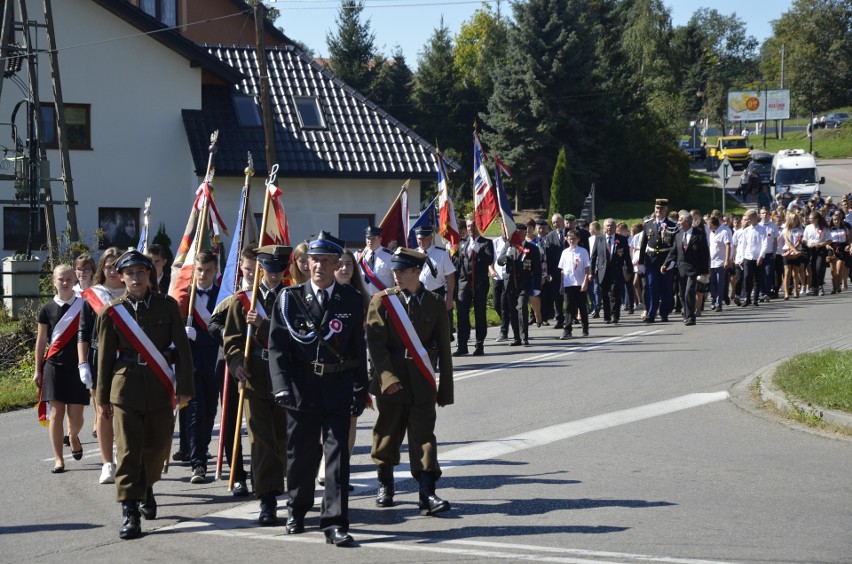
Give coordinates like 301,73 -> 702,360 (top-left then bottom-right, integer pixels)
453,2 -> 509,99
549,147 -> 575,217
370,47 -> 415,126
326,0 -> 378,94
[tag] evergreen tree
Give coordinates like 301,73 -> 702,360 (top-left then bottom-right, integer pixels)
370,47 -> 415,126
549,147 -> 575,217
326,0 -> 377,94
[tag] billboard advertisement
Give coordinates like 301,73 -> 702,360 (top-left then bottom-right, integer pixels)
727,89 -> 790,121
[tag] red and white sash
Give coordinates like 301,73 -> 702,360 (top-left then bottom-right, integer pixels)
192,298 -> 211,331
103,303 -> 176,407
379,292 -> 437,393
46,298 -> 82,360
359,254 -> 387,291
237,290 -> 269,347
81,285 -> 115,315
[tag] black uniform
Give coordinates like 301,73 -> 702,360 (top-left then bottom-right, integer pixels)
269,282 -> 368,531
456,234 -> 494,353
590,233 -> 633,323
497,239 -> 542,344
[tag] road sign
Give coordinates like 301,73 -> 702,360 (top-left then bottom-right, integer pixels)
716,158 -> 731,185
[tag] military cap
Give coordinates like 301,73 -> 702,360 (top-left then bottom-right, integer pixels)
308,231 -> 344,255
655,198 -> 668,206
115,249 -> 153,273
564,214 -> 576,221
255,245 -> 292,272
414,225 -> 434,237
365,225 -> 382,237
515,222 -> 527,231
535,219 -> 547,226
391,247 -> 428,270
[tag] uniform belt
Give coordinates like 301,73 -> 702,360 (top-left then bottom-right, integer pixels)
432,286 -> 447,296
251,348 -> 269,361
645,245 -> 673,255
116,350 -> 175,366
310,359 -> 359,376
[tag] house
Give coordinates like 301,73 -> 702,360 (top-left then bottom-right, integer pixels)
1,0 -> 444,259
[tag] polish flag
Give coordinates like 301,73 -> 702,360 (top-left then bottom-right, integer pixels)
494,156 -> 523,248
436,153 -> 460,251
473,131 -> 498,232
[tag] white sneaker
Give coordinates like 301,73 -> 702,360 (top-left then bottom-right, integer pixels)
99,462 -> 115,484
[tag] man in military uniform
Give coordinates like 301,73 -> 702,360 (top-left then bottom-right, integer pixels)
222,245 -> 291,525
455,214 -> 494,356
269,232 -> 368,548
415,225 -> 456,336
638,198 -> 679,322
96,250 -> 194,540
357,225 -> 394,295
497,223 -> 542,346
367,247 -> 453,515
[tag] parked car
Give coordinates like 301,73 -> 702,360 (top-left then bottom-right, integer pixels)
744,151 -> 773,187
678,139 -> 706,161
823,112 -> 849,128
707,136 -> 752,170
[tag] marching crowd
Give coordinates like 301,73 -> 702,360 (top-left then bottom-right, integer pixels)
30,192 -> 850,545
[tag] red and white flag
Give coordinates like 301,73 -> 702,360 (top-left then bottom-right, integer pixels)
263,183 -> 291,246
494,156 -> 523,248
473,131 -> 498,232
379,184 -> 409,250
436,153 -> 460,252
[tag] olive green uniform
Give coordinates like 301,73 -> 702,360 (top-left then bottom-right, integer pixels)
367,286 -> 453,478
96,292 -> 194,502
222,284 -> 286,499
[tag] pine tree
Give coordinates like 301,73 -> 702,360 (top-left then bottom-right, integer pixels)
549,147 -> 575,218
326,0 -> 377,94
370,47 -> 415,126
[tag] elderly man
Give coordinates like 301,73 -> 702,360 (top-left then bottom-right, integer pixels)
665,211 -> 710,326
590,218 -> 632,324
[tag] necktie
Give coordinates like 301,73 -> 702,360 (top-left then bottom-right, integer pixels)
318,289 -> 327,309
606,236 -> 612,259
368,252 -> 375,270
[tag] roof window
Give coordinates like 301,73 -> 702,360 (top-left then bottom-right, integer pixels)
293,96 -> 326,130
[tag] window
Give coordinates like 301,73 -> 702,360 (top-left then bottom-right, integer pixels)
99,207 -> 140,249
293,96 -> 326,130
40,103 -> 91,150
233,94 -> 262,127
140,0 -> 177,27
339,214 -> 374,248
4,207 -> 46,251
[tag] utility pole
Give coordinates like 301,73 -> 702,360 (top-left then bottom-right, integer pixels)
253,1 -> 277,176
779,43 -> 785,140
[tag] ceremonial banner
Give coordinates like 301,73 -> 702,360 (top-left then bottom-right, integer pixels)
217,185 -> 259,307
494,156 -> 523,248
473,132 -> 498,232
263,183 -> 291,246
379,184 -> 409,250
436,154 -> 460,252
407,198 -> 439,249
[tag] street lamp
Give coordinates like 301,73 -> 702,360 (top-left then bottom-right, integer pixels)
762,84 -> 768,149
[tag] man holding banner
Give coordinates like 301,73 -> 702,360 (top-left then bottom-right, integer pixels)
96,250 -> 194,540
366,248 -> 454,516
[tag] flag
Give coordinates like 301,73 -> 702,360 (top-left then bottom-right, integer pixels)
494,156 -> 523,248
473,132 -> 498,232
436,153 -> 460,252
36,387 -> 49,427
136,197 -> 151,253
379,184 -> 409,250
263,183 -> 291,246
216,185 -> 260,307
407,197 -> 439,248
169,182 -> 228,317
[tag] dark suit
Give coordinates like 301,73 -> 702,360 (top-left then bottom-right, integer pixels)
497,240 -> 542,342
186,285 -> 221,472
456,235 -> 494,349
639,216 -> 678,320
543,229 -> 566,323
269,282 -> 368,530
666,228 -> 710,323
591,232 -> 633,323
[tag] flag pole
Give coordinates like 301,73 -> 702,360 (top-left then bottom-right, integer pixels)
378,182 -> 408,227
164,130 -> 218,475
230,162 -> 277,492
216,152 -> 253,483
140,197 -> 151,253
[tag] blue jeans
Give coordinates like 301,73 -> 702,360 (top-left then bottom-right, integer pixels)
710,267 -> 727,308
761,255 -> 775,297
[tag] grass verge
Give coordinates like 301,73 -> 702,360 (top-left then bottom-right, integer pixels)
774,349 -> 852,414
0,369 -> 37,413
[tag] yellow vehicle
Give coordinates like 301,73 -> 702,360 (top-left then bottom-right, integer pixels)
707,136 -> 752,170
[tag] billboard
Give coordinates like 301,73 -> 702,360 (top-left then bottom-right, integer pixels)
727,89 -> 790,121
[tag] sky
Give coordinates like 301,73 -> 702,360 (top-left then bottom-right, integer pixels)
271,0 -> 795,67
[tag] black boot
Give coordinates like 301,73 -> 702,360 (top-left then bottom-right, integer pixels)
375,466 -> 395,507
119,501 -> 142,540
258,494 -> 278,526
139,487 -> 157,520
418,472 -> 450,516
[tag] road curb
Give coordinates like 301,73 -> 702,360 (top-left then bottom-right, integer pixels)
738,358 -> 852,432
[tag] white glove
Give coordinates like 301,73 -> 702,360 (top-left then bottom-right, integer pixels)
79,362 -> 93,390
185,326 -> 197,341
638,264 -> 645,274
532,289 -> 541,297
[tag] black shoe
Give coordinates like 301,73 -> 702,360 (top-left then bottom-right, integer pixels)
612,317 -> 619,324
509,340 -> 522,346
63,435 -> 70,447
119,501 -> 142,540
285,515 -> 305,534
419,494 -> 451,516
554,321 -> 564,330
581,330 -> 589,337
724,296 -> 730,305
592,312 -> 600,319
232,480 -> 249,497
376,482 -> 395,507
190,466 -> 206,484
324,527 -> 354,547
471,344 -> 484,356
684,319 -> 696,326
604,318 -> 612,324
258,495 -> 278,526
452,348 -> 469,357
171,451 -> 188,462
733,296 -> 741,306
495,335 -> 508,343
660,317 -> 668,322
522,339 -> 530,347
559,332 -> 571,340
642,317 -> 655,324
139,488 -> 157,520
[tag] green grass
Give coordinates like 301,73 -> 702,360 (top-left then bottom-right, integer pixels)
774,349 -> 852,413
0,370 -> 38,413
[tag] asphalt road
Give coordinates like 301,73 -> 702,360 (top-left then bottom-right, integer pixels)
2,286 -> 851,563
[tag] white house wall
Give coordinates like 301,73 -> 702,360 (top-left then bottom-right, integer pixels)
0,0 -> 201,258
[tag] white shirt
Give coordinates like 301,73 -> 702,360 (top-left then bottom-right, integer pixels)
557,246 -> 590,287
783,227 -> 803,252
759,221 -> 780,256
357,246 -> 394,296
739,223 -> 768,261
418,244 -> 456,291
310,281 -> 336,306
631,232 -> 642,265
709,228 -> 731,268
829,227 -> 847,244
492,236 -> 508,280
803,224 -> 829,246
845,211 -> 852,225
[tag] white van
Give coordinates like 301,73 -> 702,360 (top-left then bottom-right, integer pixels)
770,149 -> 825,197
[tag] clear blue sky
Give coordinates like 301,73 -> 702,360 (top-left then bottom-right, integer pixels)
272,0 -> 794,66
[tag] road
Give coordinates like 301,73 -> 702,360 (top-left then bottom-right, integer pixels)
2,289 -> 850,563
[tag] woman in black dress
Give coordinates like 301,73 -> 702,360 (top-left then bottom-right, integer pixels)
33,265 -> 90,473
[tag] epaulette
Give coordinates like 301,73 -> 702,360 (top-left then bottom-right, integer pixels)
433,246 -> 446,252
